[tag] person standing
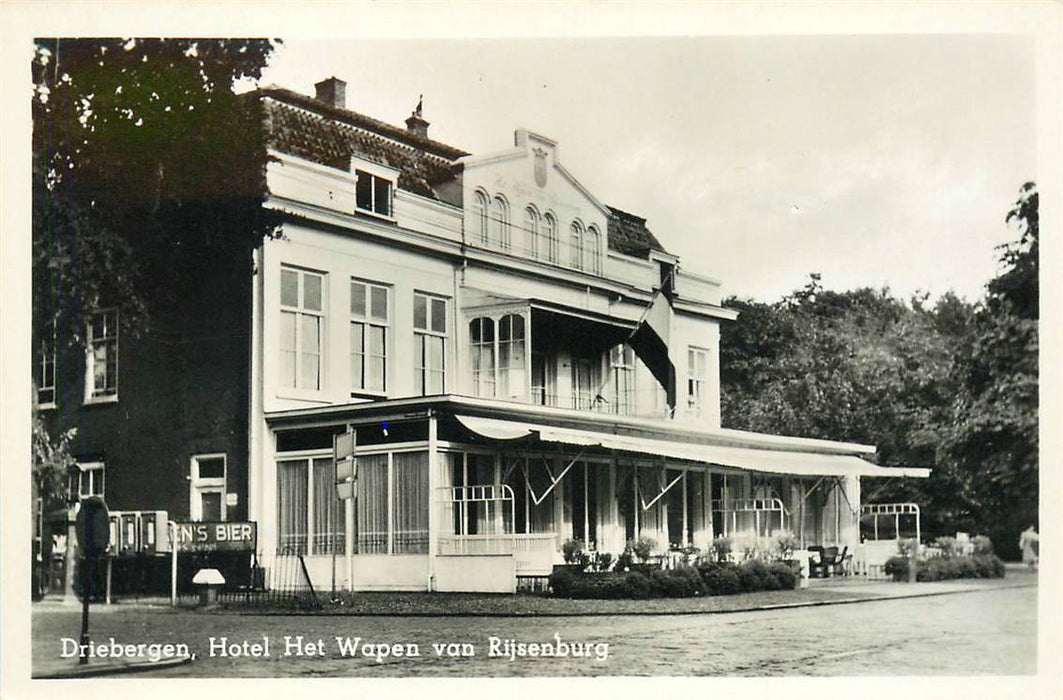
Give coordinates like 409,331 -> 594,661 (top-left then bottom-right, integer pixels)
1019,525 -> 1039,570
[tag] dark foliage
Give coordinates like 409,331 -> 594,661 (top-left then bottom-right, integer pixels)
32,38 -> 281,345
719,183 -> 1037,558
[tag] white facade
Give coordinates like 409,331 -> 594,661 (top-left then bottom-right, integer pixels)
245,86 -> 920,592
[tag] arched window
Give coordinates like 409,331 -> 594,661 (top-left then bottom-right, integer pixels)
472,190 -> 489,245
469,317 -> 496,397
585,225 -> 602,275
490,196 -> 510,250
523,206 -> 540,259
569,220 -> 584,270
543,213 -> 559,263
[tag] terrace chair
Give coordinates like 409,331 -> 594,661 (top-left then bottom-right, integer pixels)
809,546 -> 838,578
830,546 -> 851,577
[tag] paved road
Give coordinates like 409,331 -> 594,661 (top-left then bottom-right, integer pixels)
32,585 -> 1036,677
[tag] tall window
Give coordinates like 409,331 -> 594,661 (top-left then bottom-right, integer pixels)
472,190 -> 489,244
74,462 -> 105,499
688,347 -> 709,416
498,314 -> 526,400
277,456 -> 345,555
490,196 -> 510,250
585,225 -> 602,275
350,280 -> 388,393
572,356 -> 597,410
569,221 -> 584,269
355,169 -> 392,217
469,314 -> 528,401
469,317 -> 496,397
191,454 -> 226,521
543,213 -> 559,263
610,345 -> 635,415
523,206 -> 540,258
280,266 -> 325,391
414,293 -> 447,395
350,451 -> 429,555
85,310 -> 118,402
36,325 -> 56,407
531,352 -> 556,407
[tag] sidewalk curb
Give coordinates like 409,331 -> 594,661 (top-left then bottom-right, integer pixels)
213,580 -> 1036,618
35,654 -> 193,679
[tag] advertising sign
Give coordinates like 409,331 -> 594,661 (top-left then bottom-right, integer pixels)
170,521 -> 256,553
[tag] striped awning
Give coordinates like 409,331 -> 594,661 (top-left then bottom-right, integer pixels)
455,414 -> 930,479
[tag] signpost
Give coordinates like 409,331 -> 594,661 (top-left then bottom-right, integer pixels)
335,427 -> 356,591
74,497 -> 109,665
168,521 -> 257,606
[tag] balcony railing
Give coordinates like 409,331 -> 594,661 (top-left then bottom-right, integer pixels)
526,388 -> 710,424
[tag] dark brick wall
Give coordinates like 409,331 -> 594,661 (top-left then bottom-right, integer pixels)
43,258 -> 253,524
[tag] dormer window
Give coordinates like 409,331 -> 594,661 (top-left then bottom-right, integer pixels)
351,157 -> 399,220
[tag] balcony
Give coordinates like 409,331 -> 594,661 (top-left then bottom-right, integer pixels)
461,299 -> 701,426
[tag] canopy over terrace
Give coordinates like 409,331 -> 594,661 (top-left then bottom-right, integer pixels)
265,396 -> 929,576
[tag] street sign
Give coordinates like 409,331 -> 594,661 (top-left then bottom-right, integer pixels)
335,431 -> 356,460
335,428 -> 357,500
75,497 -> 110,556
170,522 -> 257,552
336,456 -> 357,481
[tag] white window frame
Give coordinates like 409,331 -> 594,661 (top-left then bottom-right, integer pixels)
75,462 -> 105,499
352,157 -> 399,221
490,195 -> 511,250
688,346 -> 709,417
275,452 -> 347,555
414,292 -> 448,395
468,310 -> 530,401
350,279 -> 390,395
543,212 -> 559,264
585,225 -> 602,275
84,309 -> 118,404
472,189 -> 490,245
37,325 -> 57,409
523,205 -> 540,259
610,344 -> 636,416
279,265 -> 327,394
190,454 -> 227,522
569,220 -> 585,270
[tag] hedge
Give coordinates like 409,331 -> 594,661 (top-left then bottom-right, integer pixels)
884,554 -> 1006,582
549,560 -> 799,599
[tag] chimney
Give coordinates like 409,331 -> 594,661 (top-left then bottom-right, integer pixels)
314,77 -> 346,109
405,94 -> 429,138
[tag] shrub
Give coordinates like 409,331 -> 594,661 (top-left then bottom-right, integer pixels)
615,549 -> 635,571
711,535 -> 733,563
773,530 -> 799,559
623,571 -> 653,599
768,561 -> 798,590
562,538 -> 588,567
700,563 -> 743,596
971,535 -> 994,556
549,566 -> 579,597
649,566 -> 702,597
932,536 -> 959,557
593,552 -> 615,572
884,556 -> 909,581
632,537 -> 657,563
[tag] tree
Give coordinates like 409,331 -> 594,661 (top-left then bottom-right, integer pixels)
720,277 -> 975,542
32,38 -> 279,343
945,183 -> 1038,558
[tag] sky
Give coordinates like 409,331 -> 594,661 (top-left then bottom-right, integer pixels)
253,34 -> 1036,304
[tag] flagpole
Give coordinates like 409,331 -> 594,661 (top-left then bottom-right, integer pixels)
591,263 -> 679,409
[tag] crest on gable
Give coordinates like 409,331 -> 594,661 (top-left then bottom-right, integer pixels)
533,147 -> 548,187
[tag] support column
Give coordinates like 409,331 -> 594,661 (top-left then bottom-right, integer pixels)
427,411 -> 438,592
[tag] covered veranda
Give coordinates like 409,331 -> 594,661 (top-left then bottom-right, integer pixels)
261,396 -> 929,592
